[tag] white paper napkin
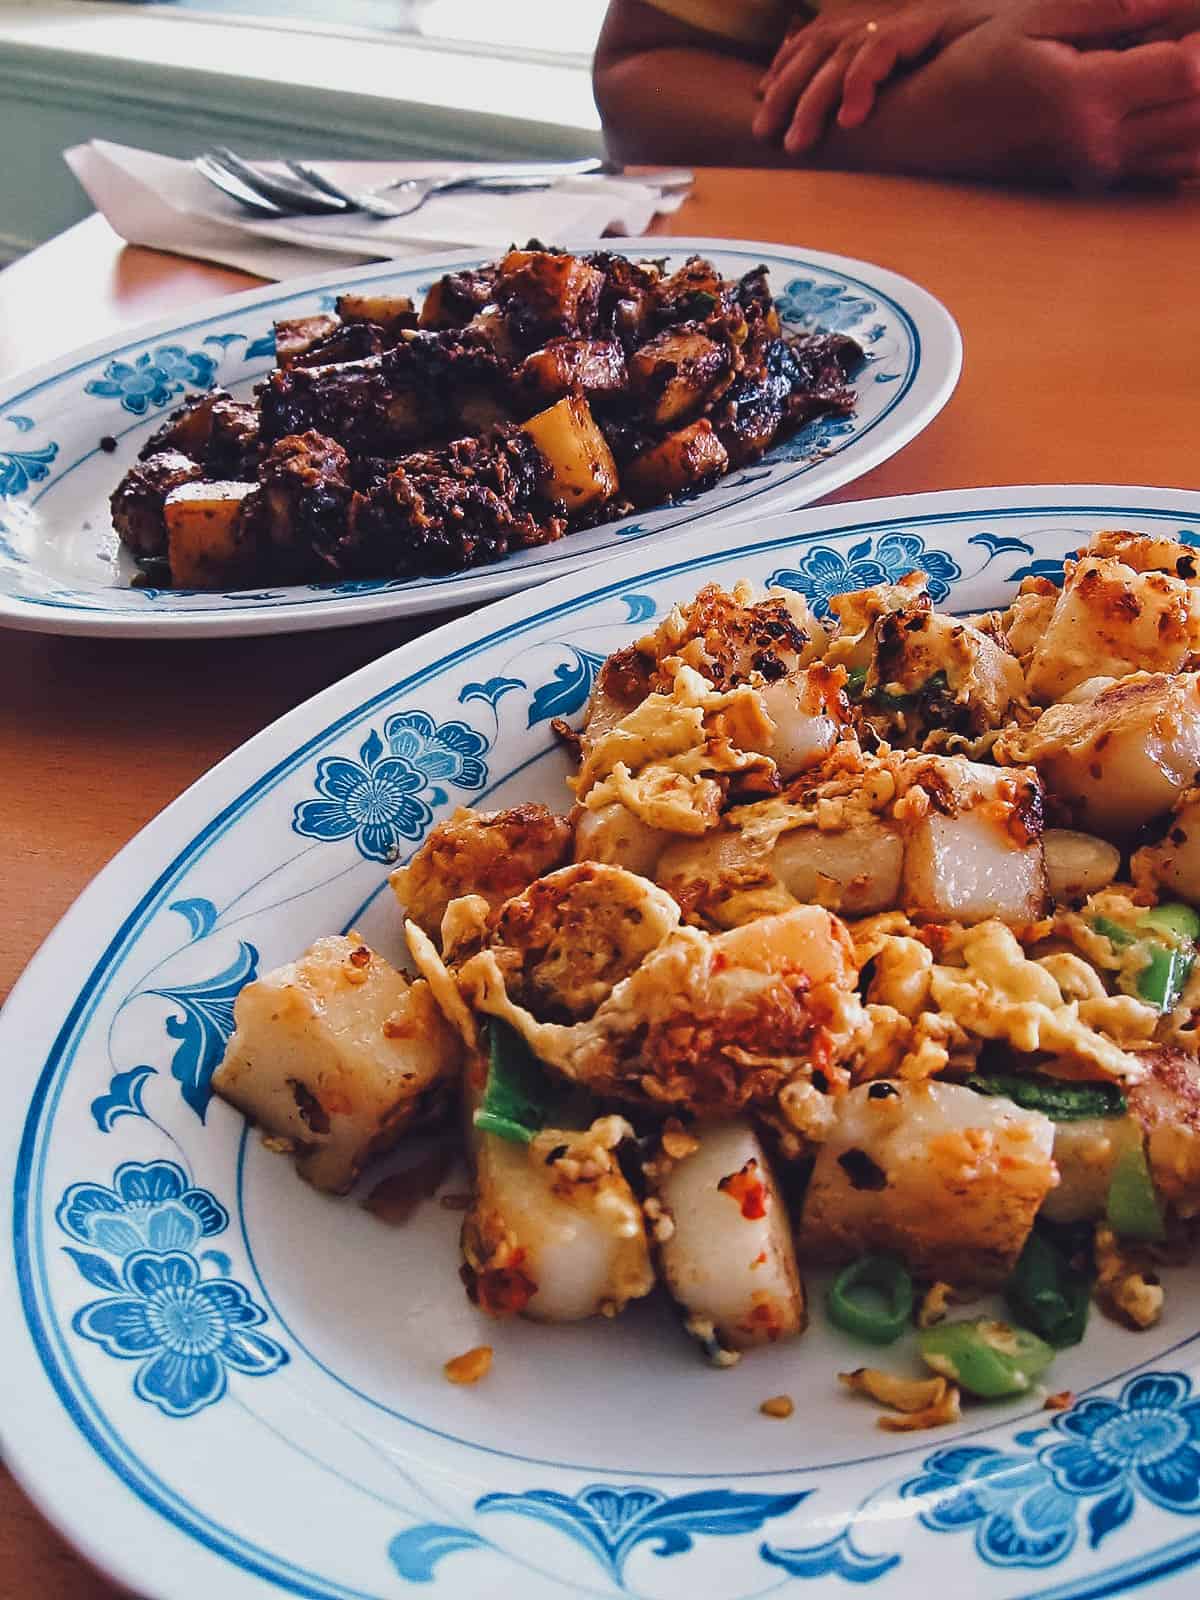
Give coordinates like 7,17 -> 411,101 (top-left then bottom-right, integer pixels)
64,140 -> 689,281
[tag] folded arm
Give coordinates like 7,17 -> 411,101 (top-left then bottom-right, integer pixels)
593,0 -> 1200,183
592,0 -> 795,165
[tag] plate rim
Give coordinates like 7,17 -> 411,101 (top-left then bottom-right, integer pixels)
6,482 -> 1200,1600
0,236 -> 961,638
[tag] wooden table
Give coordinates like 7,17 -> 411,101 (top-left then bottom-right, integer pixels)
2,171 -> 1197,1597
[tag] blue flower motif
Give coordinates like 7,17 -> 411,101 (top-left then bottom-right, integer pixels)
384,710 -> 488,791
871,532 -> 960,598
245,331 -> 276,361
1043,1373 -> 1200,1516
776,276 -> 876,332
293,716 -> 490,862
293,729 -> 432,863
899,1372 -> 1200,1571
622,592 -> 657,624
761,1522 -> 900,1583
72,1249 -> 287,1418
769,530 -> 962,617
0,442 -> 58,498
57,1159 -> 228,1257
327,578 -> 395,595
902,1446 -> 1078,1569
85,345 -> 218,416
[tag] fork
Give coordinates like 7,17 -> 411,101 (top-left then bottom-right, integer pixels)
287,157 -> 602,220
197,148 -> 601,220
198,148 -> 349,216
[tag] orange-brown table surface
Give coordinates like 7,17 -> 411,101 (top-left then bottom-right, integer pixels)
2,171 -> 1197,1597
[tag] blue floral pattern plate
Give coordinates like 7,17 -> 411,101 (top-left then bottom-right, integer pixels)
7,484 -> 1200,1600
0,237 -> 960,637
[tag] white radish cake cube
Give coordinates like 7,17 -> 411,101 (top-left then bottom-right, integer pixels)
212,933 -> 460,1193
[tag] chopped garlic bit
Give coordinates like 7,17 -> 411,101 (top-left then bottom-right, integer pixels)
443,1345 -> 493,1385
917,1282 -> 954,1329
642,1194 -> 677,1244
760,1394 -> 794,1419
878,1385 -> 962,1432
661,1122 -> 700,1161
1094,1224 -> 1164,1329
839,1367 -> 949,1413
839,1366 -> 962,1430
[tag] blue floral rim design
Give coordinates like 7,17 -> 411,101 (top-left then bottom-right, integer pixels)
13,498 -> 1200,1600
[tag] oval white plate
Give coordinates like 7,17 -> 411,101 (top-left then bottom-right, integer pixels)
0,237 -> 959,637
7,485 -> 1200,1600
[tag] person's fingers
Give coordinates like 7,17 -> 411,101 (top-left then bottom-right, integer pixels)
1026,0 -> 1200,42
1086,35 -> 1200,111
1122,93 -> 1200,154
836,37 -> 899,126
754,39 -> 840,137
760,27 -> 835,91
761,31 -> 807,88
785,45 -> 858,151
836,15 -> 947,126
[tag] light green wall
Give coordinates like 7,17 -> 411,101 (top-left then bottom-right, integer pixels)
0,40 -> 601,262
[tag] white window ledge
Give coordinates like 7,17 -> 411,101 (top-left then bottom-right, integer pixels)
0,0 -> 603,151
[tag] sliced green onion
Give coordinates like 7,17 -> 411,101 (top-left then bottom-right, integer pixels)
1005,1230 -> 1090,1347
1092,906 -> 1197,1014
869,670 -> 949,711
917,1317 -> 1056,1399
1135,943 -> 1194,1014
1092,914 -> 1137,948
966,1071 -> 1125,1121
844,665 -> 868,698
1105,1138 -> 1166,1241
1141,901 -> 1200,942
474,1020 -> 567,1145
827,1255 -> 914,1345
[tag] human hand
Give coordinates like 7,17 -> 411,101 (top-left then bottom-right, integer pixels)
754,0 -> 991,153
944,0 -> 1200,183
758,0 -> 1200,184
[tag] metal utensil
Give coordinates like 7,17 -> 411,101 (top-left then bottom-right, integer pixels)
198,148 -> 350,215
284,158 -> 595,220
193,154 -> 291,217
196,150 -> 693,222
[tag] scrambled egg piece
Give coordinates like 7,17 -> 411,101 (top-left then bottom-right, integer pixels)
456,870 -> 864,1116
574,662 -> 778,835
391,803 -> 571,942
929,922 -> 1153,1080
580,580 -> 825,749
637,579 -> 826,682
825,573 -> 929,670
1002,577 -> 1059,663
845,914 -> 1153,1083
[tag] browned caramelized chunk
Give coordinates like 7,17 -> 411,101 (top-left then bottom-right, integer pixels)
110,450 -> 205,559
